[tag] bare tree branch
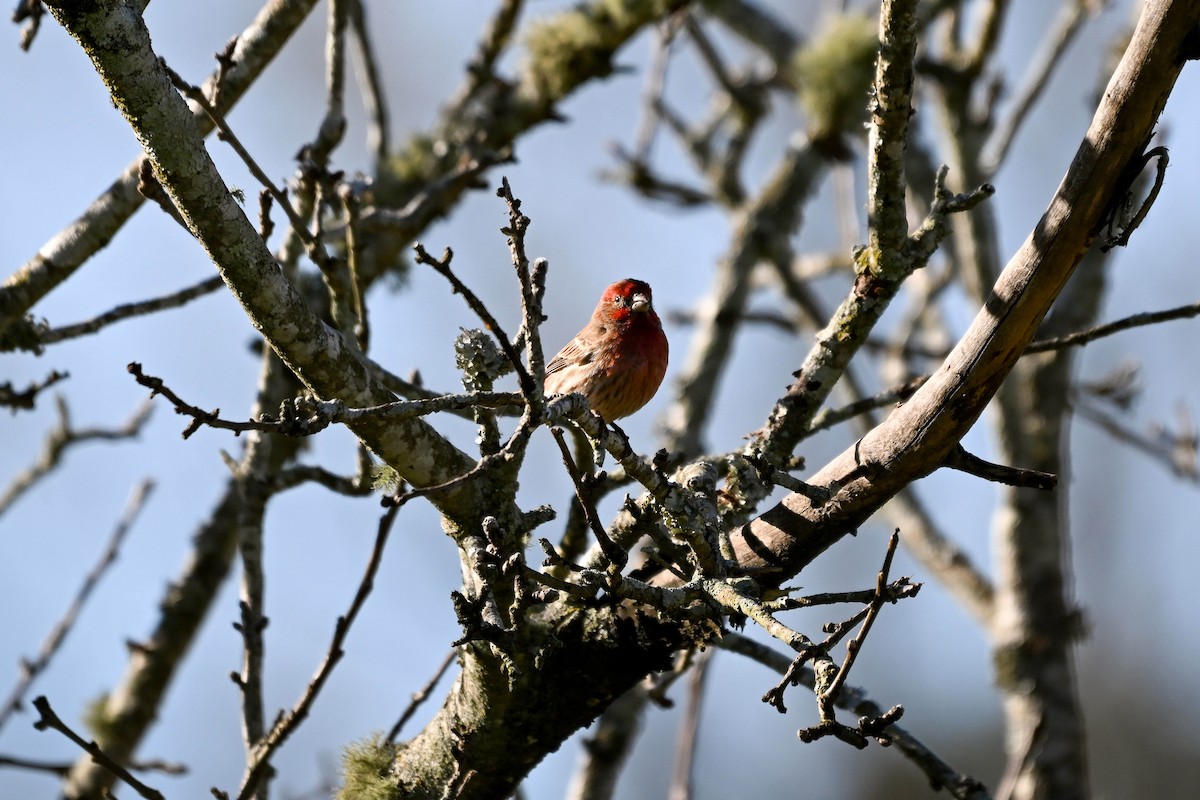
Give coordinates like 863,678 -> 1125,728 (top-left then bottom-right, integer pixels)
33,696 -> 165,800
1027,298 -> 1200,353
0,369 -> 68,411
62,352 -> 307,798
39,277 -> 225,345
385,651 -> 458,745
727,0 -> 1200,584
0,0 -> 323,344
0,397 -> 152,519
982,0 -> 1103,173
720,632 -> 992,799
236,492 -> 408,800
667,652 -> 709,800
0,479 -> 154,732
13,3 -> 1199,800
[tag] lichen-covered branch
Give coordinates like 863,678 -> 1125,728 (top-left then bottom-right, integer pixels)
728,0 -> 1200,584
44,0 -> 486,517
0,0 -> 322,346
61,352 -> 306,798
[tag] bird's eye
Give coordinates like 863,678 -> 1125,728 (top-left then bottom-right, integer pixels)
612,295 -> 624,306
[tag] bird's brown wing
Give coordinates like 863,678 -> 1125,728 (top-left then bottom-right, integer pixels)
544,337 -> 594,376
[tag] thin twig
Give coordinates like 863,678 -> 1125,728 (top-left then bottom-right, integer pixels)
1100,146 -> 1169,251
522,561 -> 598,600
0,753 -> 68,776
127,361 -> 520,438
13,0 -> 44,50
807,374 -> 931,434
0,753 -> 181,779
309,0 -> 349,165
355,148 -> 512,244
391,425 -> 531,506
235,492 -> 409,799
498,178 -> 548,401
545,393 -> 677,516
667,650 -> 710,800
679,23 -> 766,194
720,632 -> 990,799
816,531 -> 905,717
339,184 -> 369,351
444,0 -> 526,116
413,244 -> 534,396
554,458 -> 632,570
1028,298 -> 1200,353
385,650 -> 457,743
1077,400 -> 1198,482
0,370 -> 69,412
942,445 -> 1058,490
765,579 -> 920,612
982,0 -> 1099,173
234,454 -> 269,773
32,696 -> 165,800
39,276 -> 225,345
0,479 -> 154,732
667,307 -> 801,335
602,148 -> 713,207
267,464 -> 374,497
633,14 -> 684,160
136,159 -> 191,230
549,428 -> 627,571
347,0 -> 391,164
0,397 -> 153,518
699,0 -> 800,67
233,596 -> 266,762
163,62 -> 328,269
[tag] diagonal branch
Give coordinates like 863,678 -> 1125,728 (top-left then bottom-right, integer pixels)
720,632 -> 992,799
982,0 -> 1102,173
32,697 -> 165,800
346,0 -> 391,165
0,479 -> 154,733
727,0 -> 1200,583
235,493 -> 408,800
747,1 -> 997,470
38,276 -> 225,345
43,0 -> 485,518
661,141 -> 828,457
61,350 -> 305,799
0,0 -> 322,343
0,396 -> 152,519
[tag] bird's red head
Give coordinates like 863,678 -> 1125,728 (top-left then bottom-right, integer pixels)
597,278 -> 658,325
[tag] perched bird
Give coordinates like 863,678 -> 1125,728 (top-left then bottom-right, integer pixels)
543,278 -> 668,420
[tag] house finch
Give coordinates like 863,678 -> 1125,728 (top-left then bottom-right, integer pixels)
543,278 -> 668,420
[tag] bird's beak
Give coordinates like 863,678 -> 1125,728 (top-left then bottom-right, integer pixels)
630,292 -> 650,313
